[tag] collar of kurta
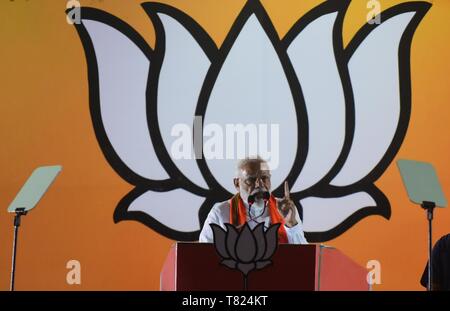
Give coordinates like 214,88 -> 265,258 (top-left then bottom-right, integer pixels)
229,193 -> 288,243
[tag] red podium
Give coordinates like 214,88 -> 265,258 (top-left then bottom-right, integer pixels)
161,243 -> 369,291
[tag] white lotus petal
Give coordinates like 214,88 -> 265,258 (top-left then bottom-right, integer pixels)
128,189 -> 204,232
301,192 -> 376,232
204,15 -> 297,193
156,13 -> 209,189
83,19 -> 168,180
331,12 -> 416,186
287,12 -> 346,192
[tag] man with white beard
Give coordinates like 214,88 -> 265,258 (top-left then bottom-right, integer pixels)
199,157 -> 308,244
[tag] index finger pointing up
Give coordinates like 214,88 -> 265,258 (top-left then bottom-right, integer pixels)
284,181 -> 290,199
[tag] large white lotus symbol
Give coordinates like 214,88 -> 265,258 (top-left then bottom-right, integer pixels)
72,0 -> 430,241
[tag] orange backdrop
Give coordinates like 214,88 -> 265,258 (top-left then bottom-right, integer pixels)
0,0 -> 448,290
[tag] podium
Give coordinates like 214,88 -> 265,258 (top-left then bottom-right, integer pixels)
161,243 -> 369,291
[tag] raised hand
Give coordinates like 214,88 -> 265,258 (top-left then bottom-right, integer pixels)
277,181 -> 298,228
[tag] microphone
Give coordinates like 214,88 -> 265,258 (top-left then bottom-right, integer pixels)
248,190 -> 270,207
248,194 -> 255,206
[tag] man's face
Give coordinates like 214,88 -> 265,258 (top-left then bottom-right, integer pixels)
234,161 -> 271,203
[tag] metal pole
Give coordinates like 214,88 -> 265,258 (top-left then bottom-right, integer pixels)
10,209 -> 26,291
421,201 -> 435,291
10,214 -> 20,291
427,207 -> 434,291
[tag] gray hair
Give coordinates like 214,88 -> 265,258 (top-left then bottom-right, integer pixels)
235,156 -> 270,177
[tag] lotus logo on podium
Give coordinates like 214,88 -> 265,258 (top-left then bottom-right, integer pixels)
211,223 -> 280,290
72,0 -> 430,242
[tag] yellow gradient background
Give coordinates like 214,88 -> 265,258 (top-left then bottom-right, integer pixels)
0,0 -> 448,290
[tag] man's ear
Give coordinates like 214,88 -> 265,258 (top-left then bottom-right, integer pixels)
233,178 -> 240,191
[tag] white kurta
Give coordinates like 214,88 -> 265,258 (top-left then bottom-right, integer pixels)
199,198 -> 308,244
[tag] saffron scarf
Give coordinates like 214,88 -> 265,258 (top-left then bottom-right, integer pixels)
229,193 -> 288,243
